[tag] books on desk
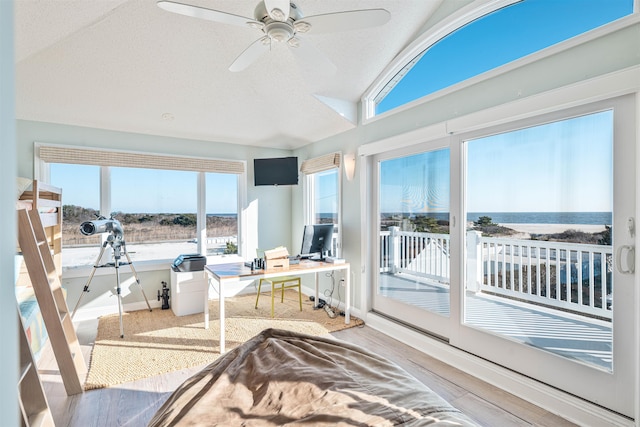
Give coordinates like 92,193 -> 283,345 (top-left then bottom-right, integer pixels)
324,257 -> 345,264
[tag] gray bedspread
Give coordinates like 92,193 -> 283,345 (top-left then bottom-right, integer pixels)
148,328 -> 478,426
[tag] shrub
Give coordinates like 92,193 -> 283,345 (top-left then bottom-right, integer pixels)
173,214 -> 197,227
224,241 -> 238,254
531,226 -> 611,245
474,216 -> 495,227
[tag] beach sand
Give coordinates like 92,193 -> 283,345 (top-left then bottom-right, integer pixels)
499,223 -> 607,236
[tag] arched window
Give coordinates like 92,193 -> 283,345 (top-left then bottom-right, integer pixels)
366,0 -> 634,117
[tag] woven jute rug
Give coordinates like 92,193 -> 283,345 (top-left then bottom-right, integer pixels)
84,290 -> 362,390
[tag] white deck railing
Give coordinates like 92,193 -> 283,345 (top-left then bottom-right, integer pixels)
380,227 -> 613,320
471,232 -> 612,319
381,228 -> 450,283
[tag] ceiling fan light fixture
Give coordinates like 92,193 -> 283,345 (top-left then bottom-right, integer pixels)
293,21 -> 311,33
248,21 -> 265,30
269,8 -> 286,21
266,22 -> 293,42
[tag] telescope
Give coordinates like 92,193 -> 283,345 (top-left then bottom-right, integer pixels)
80,217 -> 124,243
74,215 -> 151,338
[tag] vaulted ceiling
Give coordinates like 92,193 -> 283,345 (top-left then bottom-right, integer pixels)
15,0 -> 445,149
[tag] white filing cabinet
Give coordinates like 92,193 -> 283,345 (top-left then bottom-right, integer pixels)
170,268 -> 208,316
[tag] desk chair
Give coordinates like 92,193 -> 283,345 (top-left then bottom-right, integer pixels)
253,249 -> 303,317
255,276 -> 303,317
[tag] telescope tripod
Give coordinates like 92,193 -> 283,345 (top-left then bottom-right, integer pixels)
71,239 -> 152,338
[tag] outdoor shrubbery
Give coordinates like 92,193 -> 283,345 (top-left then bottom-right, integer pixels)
62,205 -> 237,246
472,216 -> 516,237
531,225 -> 611,245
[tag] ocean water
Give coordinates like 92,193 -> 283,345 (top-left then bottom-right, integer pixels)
467,212 -> 612,225
377,212 -> 612,225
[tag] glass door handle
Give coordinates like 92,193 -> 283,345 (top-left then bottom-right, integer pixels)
616,245 -> 635,274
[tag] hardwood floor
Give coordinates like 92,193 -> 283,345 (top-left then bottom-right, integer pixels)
333,327 -> 576,427
38,318 -> 577,426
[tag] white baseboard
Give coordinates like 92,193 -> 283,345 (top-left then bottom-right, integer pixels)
72,299 -> 162,321
365,312 -> 634,427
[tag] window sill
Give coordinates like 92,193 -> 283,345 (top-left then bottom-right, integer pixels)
61,254 -> 244,279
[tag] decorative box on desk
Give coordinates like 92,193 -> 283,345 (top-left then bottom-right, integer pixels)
264,247 -> 290,270
170,268 -> 208,316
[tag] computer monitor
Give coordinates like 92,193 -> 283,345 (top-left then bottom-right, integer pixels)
299,224 -> 335,260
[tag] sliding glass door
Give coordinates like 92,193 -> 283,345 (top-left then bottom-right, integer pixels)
373,143 -> 451,338
463,110 -> 615,369
455,97 -> 636,417
370,95 -> 636,417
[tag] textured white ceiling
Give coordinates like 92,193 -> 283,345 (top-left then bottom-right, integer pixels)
15,0 -> 441,149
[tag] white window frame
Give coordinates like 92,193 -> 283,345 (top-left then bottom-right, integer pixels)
361,2 -> 638,123
358,65 -> 640,426
34,143 -> 247,272
302,153 -> 343,258
361,0 -> 517,121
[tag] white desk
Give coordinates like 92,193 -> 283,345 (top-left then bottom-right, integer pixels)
204,260 -> 350,353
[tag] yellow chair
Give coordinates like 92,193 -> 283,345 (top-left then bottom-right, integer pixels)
255,276 -> 302,317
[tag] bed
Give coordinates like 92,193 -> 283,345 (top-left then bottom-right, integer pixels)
16,178 -> 63,361
148,328 -> 479,426
16,178 -> 63,229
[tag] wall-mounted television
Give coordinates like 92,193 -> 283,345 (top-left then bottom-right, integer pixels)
254,157 -> 298,186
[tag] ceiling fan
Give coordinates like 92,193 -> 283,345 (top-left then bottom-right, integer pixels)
157,0 -> 391,74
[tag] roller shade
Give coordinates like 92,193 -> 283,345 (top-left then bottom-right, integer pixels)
300,152 -> 341,175
38,145 -> 245,174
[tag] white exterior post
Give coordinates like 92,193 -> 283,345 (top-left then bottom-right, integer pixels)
466,230 -> 482,292
389,226 -> 400,274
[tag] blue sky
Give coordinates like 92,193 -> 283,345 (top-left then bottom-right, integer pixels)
466,111 -> 613,213
51,164 -> 238,214
380,110 -> 613,214
314,169 -> 338,216
377,0 -> 628,215
377,0 -> 633,113
51,0 -> 630,214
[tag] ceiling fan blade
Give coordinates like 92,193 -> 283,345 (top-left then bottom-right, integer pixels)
303,9 -> 390,34
291,38 -> 337,76
157,0 -> 259,28
229,37 -> 271,72
263,0 -> 290,22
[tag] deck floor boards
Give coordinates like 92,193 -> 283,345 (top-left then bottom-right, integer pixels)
380,272 -> 612,369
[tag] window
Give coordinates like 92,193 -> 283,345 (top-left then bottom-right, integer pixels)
376,147 -> 451,330
41,145 -> 244,268
206,172 -> 239,256
110,167 -> 199,262
463,110 -> 614,370
367,0 -> 634,117
51,164 -> 103,267
364,93 -> 636,415
301,153 -> 342,257
310,169 -> 339,225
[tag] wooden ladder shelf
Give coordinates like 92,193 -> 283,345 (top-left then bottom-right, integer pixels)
18,310 -> 55,427
18,208 -> 87,396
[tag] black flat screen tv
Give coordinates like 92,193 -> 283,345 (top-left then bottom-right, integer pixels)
254,157 -> 299,186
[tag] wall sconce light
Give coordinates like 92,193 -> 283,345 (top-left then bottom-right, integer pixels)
344,153 -> 356,181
